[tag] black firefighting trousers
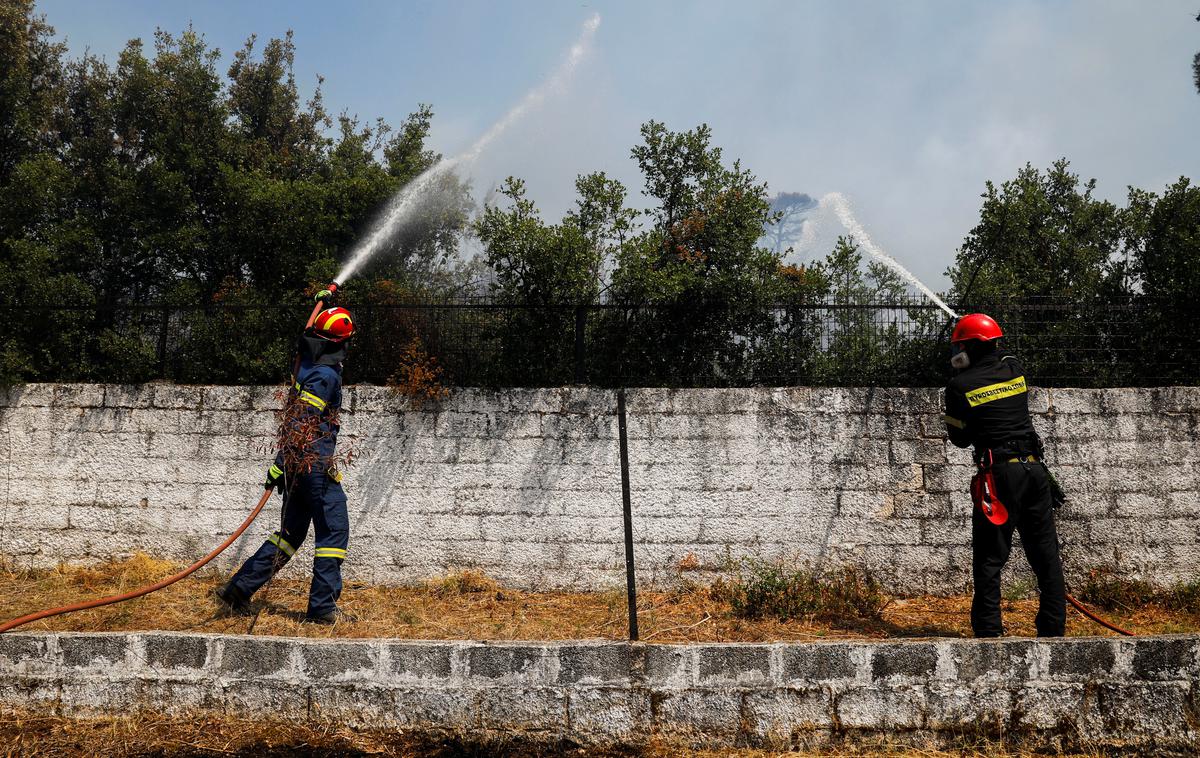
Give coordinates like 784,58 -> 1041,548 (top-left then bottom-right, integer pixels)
971,459 -> 1066,637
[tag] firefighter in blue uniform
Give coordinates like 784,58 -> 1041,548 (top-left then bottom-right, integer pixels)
944,313 -> 1066,638
216,296 -> 356,624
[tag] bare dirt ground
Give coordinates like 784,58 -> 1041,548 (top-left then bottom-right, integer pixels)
0,555 -> 1193,641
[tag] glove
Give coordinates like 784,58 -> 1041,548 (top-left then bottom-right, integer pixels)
264,463 -> 284,491
1044,464 -> 1068,509
315,289 -> 333,302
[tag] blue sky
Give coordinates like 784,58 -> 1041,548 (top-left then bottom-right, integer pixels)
36,0 -> 1200,287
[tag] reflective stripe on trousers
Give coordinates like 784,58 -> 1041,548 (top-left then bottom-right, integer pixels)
227,471 -> 349,616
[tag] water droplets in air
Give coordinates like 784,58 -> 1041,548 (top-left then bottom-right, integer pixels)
336,13 -> 602,285
799,192 -> 959,319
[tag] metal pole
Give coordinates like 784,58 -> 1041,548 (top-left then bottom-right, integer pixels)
157,305 -> 170,379
617,387 -> 638,641
573,305 -> 587,384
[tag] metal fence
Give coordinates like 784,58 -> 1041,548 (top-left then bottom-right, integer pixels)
6,296 -> 1188,387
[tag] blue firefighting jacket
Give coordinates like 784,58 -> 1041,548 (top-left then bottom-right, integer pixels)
273,358 -> 343,476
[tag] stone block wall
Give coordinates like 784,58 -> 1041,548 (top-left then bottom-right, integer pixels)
0,631 -> 1196,750
0,384 -> 1196,593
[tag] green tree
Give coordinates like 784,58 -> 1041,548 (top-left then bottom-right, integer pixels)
226,31 -> 329,178
748,261 -> 830,384
806,237 -> 930,384
0,0 -> 64,185
0,1 -> 468,384
479,177 -> 597,305
604,121 -> 781,385
1125,178 -> 1200,382
0,4 -> 96,383
944,160 -> 1132,384
947,160 -> 1126,304
474,173 -> 633,383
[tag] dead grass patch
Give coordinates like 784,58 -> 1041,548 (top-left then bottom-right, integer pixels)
429,569 -> 501,598
0,554 -> 1194,641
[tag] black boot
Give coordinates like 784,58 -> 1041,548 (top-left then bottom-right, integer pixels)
214,583 -> 252,616
304,607 -> 357,625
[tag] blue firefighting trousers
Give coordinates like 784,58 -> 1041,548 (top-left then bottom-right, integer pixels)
228,471 -> 349,616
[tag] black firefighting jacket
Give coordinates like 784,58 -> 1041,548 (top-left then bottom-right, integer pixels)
943,352 -> 1038,455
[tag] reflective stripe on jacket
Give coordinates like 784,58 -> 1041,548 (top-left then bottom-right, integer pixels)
944,353 -> 1037,454
274,360 -> 343,474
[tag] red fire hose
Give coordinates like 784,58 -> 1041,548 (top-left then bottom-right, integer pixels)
0,284 -> 340,635
0,490 -> 272,634
1066,592 -> 1135,636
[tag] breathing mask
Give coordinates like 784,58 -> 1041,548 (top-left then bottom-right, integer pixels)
950,342 -> 970,370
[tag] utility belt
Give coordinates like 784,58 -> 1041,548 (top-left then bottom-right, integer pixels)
282,464 -> 343,483
973,447 -> 1037,467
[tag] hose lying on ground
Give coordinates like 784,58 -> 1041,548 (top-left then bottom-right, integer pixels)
0,489 -> 272,634
0,291 -> 338,636
1065,591 -> 1135,636
0,486 -> 1137,638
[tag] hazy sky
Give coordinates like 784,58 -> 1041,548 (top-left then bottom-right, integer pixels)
36,0 -> 1200,288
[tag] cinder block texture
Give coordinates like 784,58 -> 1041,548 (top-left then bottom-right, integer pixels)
0,633 -> 1195,751
1,385 -> 1198,593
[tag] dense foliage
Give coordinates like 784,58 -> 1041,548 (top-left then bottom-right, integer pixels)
0,1 -> 471,383
1,2 -> 1197,387
947,162 -> 1199,384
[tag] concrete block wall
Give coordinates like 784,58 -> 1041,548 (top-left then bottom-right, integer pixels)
0,385 -> 1197,593
0,631 -> 1197,750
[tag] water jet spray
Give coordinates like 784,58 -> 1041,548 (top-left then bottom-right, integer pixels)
335,13 -> 602,286
818,192 -> 959,320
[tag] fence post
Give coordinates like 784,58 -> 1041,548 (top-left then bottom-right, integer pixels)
156,305 -> 170,379
573,305 -> 587,384
617,387 -> 639,641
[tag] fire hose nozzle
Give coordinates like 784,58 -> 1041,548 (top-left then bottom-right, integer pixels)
314,282 -> 339,304
307,282 -> 341,329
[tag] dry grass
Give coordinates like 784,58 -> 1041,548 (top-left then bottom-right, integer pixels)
0,709 -> 1108,757
0,555 -> 1194,641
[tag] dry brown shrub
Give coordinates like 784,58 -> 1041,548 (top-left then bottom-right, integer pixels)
257,384 -> 358,479
387,336 -> 450,410
67,554 -> 176,591
430,569 -> 500,597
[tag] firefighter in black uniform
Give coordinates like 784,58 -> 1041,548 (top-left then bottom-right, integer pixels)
944,313 -> 1066,637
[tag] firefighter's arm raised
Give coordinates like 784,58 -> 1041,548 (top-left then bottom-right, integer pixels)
943,385 -> 973,448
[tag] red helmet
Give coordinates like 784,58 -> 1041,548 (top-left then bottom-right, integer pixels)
952,313 -> 1003,343
312,307 -> 355,342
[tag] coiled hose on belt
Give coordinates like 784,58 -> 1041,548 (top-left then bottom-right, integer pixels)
0,489 -> 271,634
